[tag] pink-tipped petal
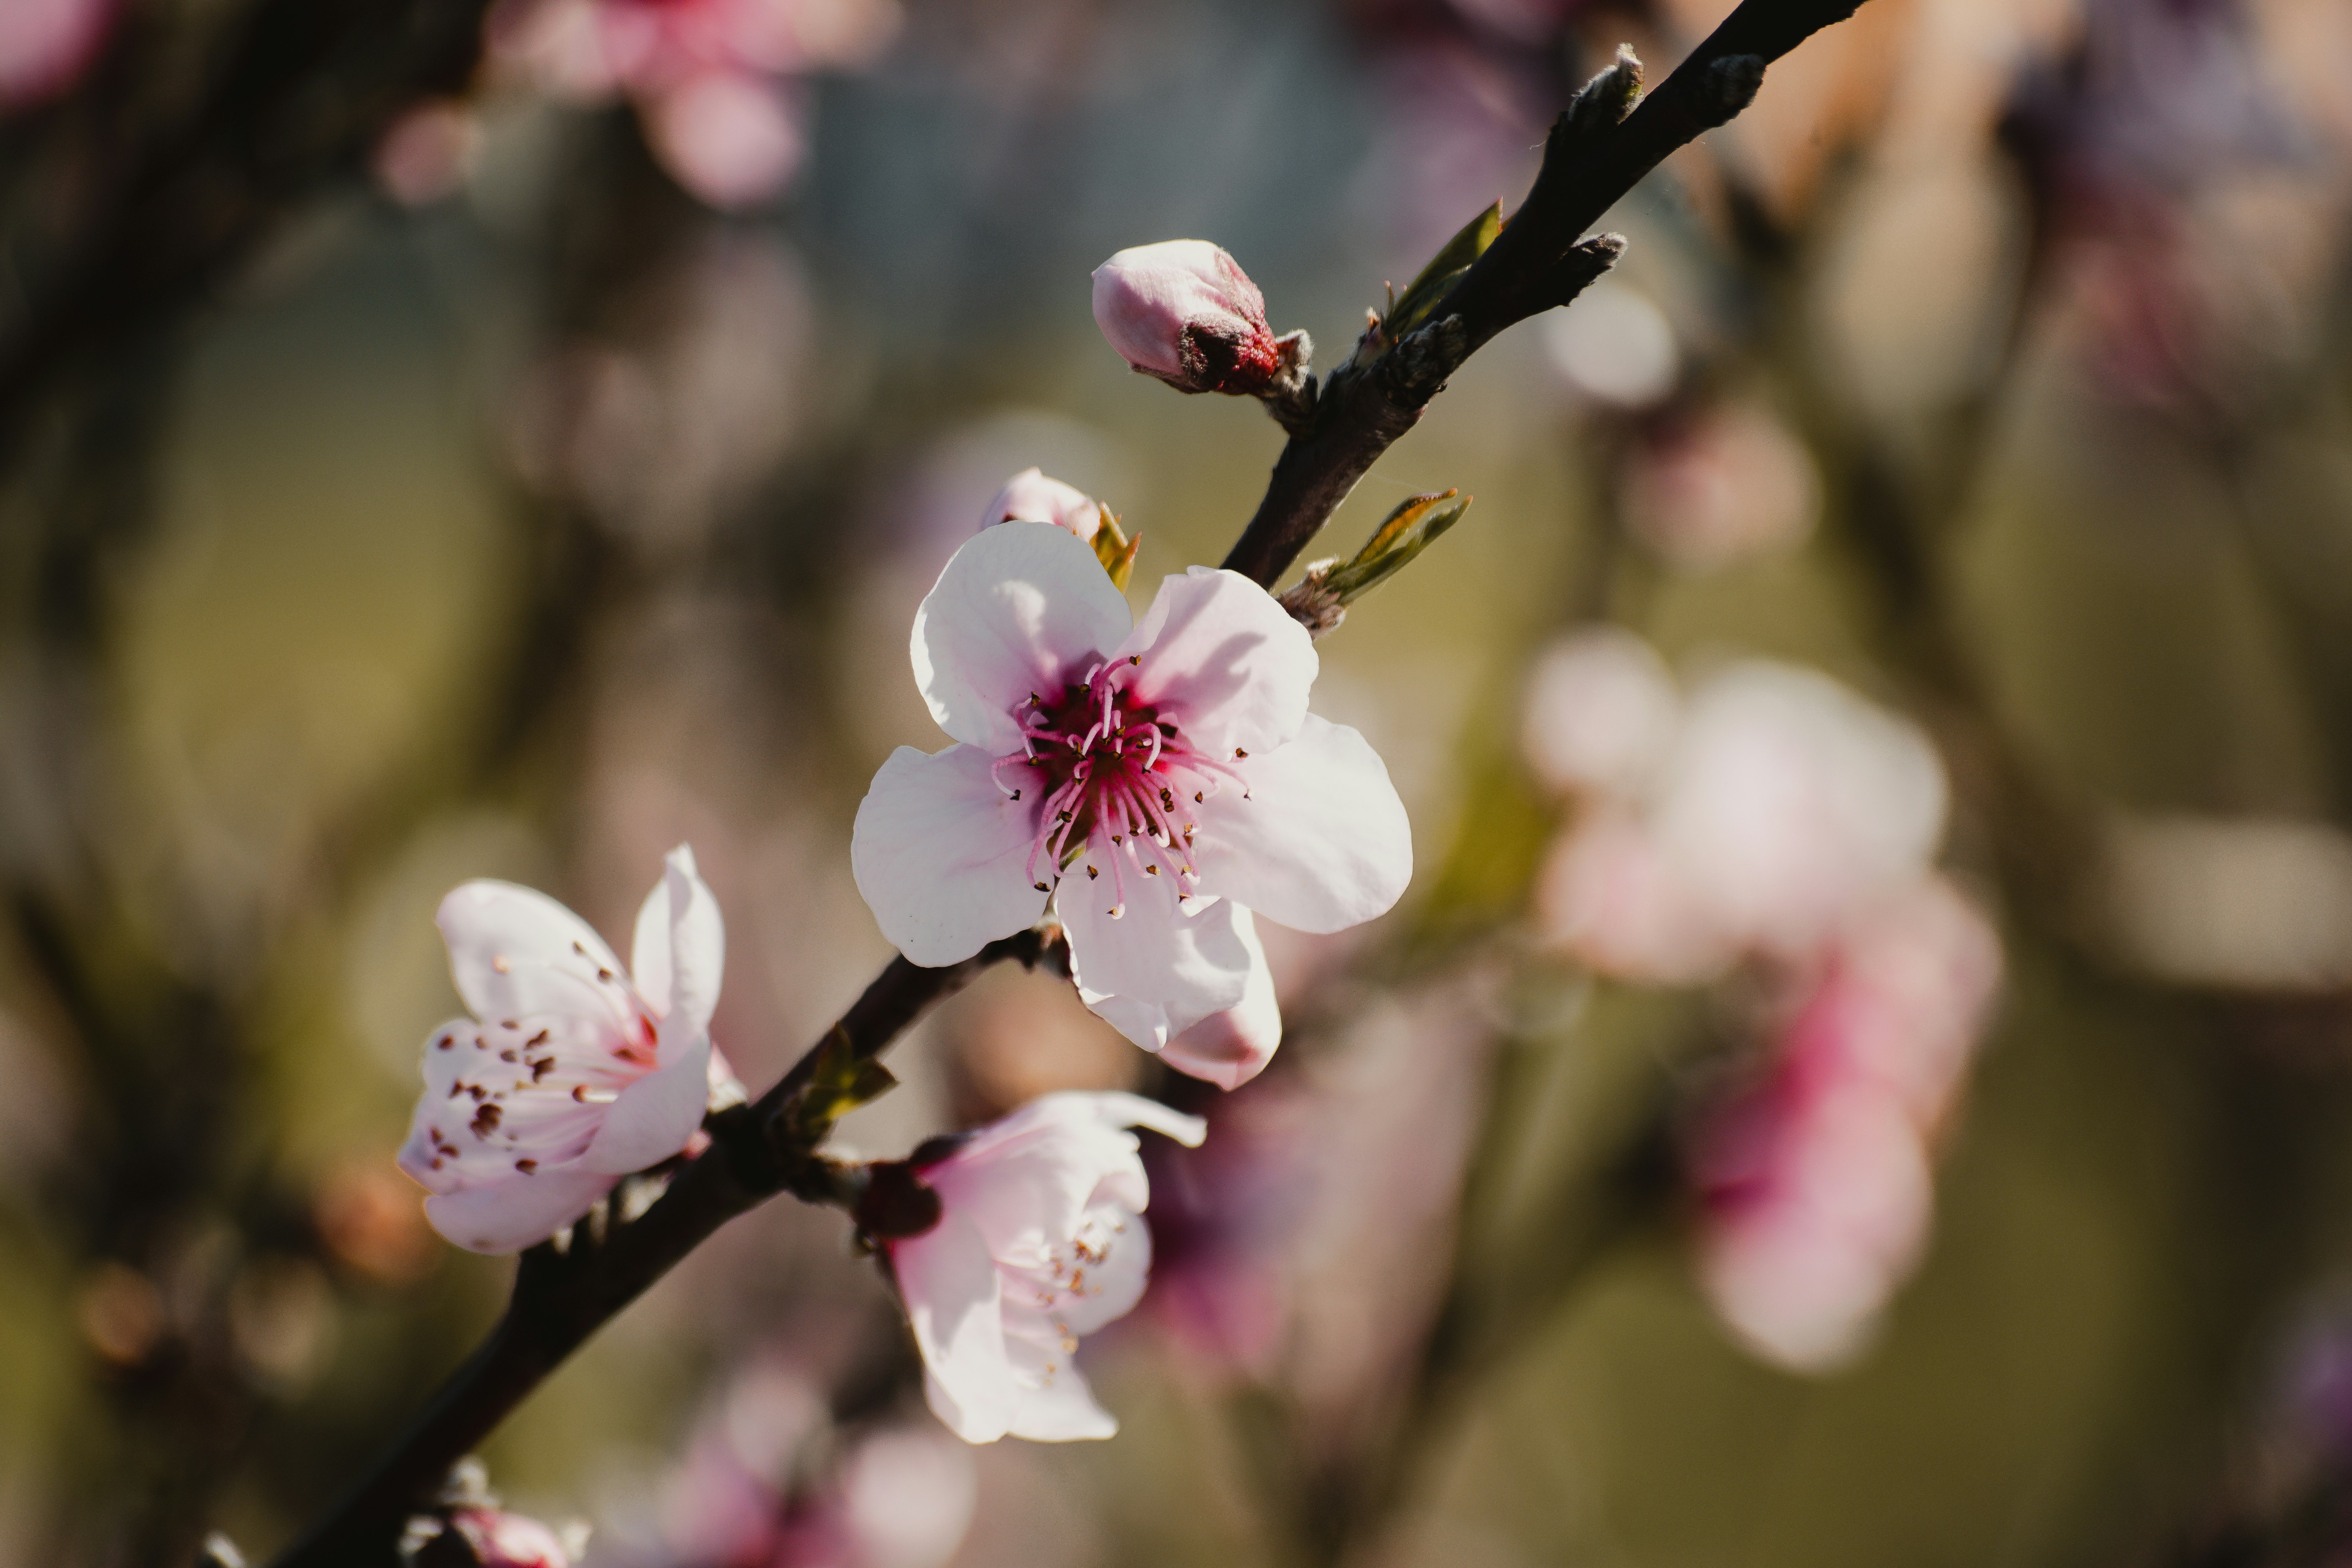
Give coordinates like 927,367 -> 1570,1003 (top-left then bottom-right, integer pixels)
852,744 -> 1050,966
982,468 -> 1103,540
912,522 -> 1135,753
1189,715 -> 1412,934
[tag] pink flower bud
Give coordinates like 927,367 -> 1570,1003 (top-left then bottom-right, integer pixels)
1091,241 -> 1282,395
445,1508 -> 574,1568
979,468 -> 1102,542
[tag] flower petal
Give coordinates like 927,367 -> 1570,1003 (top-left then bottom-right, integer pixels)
1159,908 -> 1282,1089
853,744 -> 1050,966
913,521 -> 1134,752
1003,1329 -> 1119,1442
894,1210 -> 1021,1444
1189,714 -> 1412,934
1062,884 -> 1252,1051
438,880 -> 630,1025
630,843 -> 726,1046
580,1037 -> 710,1175
423,1166 -> 615,1255
1116,566 -> 1314,758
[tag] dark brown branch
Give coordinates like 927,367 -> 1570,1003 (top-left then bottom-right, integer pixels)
1219,0 -> 1868,589
267,928 -> 1060,1568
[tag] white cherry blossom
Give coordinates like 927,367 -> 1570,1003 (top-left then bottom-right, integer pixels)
397,845 -> 725,1254
887,1092 -> 1206,1443
851,521 -> 1412,1064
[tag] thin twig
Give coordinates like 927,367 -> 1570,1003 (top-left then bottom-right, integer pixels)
1219,0 -> 1867,589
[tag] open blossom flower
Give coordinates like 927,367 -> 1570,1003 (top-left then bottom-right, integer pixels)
398,846 -> 724,1254
1692,875 -> 2002,1371
887,1092 -> 1206,1443
851,521 -> 1412,1064
981,468 -> 1102,542
1091,241 -> 1283,395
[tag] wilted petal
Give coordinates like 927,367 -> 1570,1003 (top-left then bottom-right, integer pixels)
853,744 -> 1049,966
1189,715 -> 1412,934
912,522 -> 1133,752
1117,566 -> 1314,759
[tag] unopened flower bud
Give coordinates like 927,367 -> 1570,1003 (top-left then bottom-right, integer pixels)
1091,241 -> 1282,395
980,468 -> 1102,542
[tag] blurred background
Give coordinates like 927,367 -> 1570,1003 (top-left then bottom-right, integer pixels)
5,0 -> 2352,1563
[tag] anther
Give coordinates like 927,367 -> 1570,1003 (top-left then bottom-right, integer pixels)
1235,748 -> 1248,759
1086,866 -> 1099,879
1033,881 -> 1050,892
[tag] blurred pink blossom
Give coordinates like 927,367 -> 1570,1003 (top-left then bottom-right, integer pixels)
397,845 -> 724,1253
851,522 -> 1412,1060
445,1507 -> 577,1568
979,468 -> 1103,543
1620,402 -> 1823,574
886,1091 -> 1204,1443
373,99 -> 480,207
1692,876 -> 2002,1371
1091,242 -> 1283,396
1530,643 -> 1948,977
488,0 -> 897,207
0,0 -> 113,111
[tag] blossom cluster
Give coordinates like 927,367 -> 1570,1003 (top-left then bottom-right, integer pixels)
1523,627 -> 2003,1369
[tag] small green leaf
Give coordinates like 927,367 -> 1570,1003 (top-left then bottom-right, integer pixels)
1091,506 -> 1143,592
784,1027 -> 899,1143
1386,201 -> 1503,340
1321,490 -> 1472,605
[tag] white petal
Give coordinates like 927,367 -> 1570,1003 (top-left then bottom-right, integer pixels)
630,844 -> 726,1045
1004,1349 -> 1119,1442
853,745 -> 1050,966
438,880 -> 631,1025
1159,908 -> 1282,1089
1055,1200 -> 1156,1335
895,1212 -> 1021,1444
580,1037 -> 710,1174
913,522 -> 1133,753
1062,883 -> 1251,1051
1060,1089 -> 1209,1151
1189,715 -> 1413,934
423,1167 -> 615,1255
1116,566 -> 1314,758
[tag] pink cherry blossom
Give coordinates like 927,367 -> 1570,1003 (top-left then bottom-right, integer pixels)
0,0 -> 113,110
851,521 -> 1412,1063
444,1508 -> 577,1568
886,1091 -> 1206,1443
1091,241 -> 1283,395
397,845 -> 726,1254
1692,876 -> 2002,1370
980,468 -> 1102,542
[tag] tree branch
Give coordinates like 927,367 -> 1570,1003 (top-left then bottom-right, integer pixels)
1219,0 -> 1869,589
267,928 -> 1062,1568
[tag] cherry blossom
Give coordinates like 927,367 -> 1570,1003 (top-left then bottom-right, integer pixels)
442,1508 -> 577,1568
397,845 -> 726,1254
487,0 -> 897,207
1091,241 -> 1283,395
1692,876 -> 2003,1370
980,467 -> 1102,542
886,1092 -> 1206,1443
850,520 -> 1412,1062
0,0 -> 114,111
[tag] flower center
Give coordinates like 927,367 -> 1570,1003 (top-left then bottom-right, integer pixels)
995,656 -> 1246,918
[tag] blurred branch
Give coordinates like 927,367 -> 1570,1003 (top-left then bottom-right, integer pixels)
1218,0 -> 1871,589
268,928 -> 1063,1568
0,0 -> 496,468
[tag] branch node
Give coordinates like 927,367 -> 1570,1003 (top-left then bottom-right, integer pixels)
1561,44 -> 1644,146
1535,233 -> 1628,313
1383,313 -> 1470,405
1696,54 -> 1767,128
